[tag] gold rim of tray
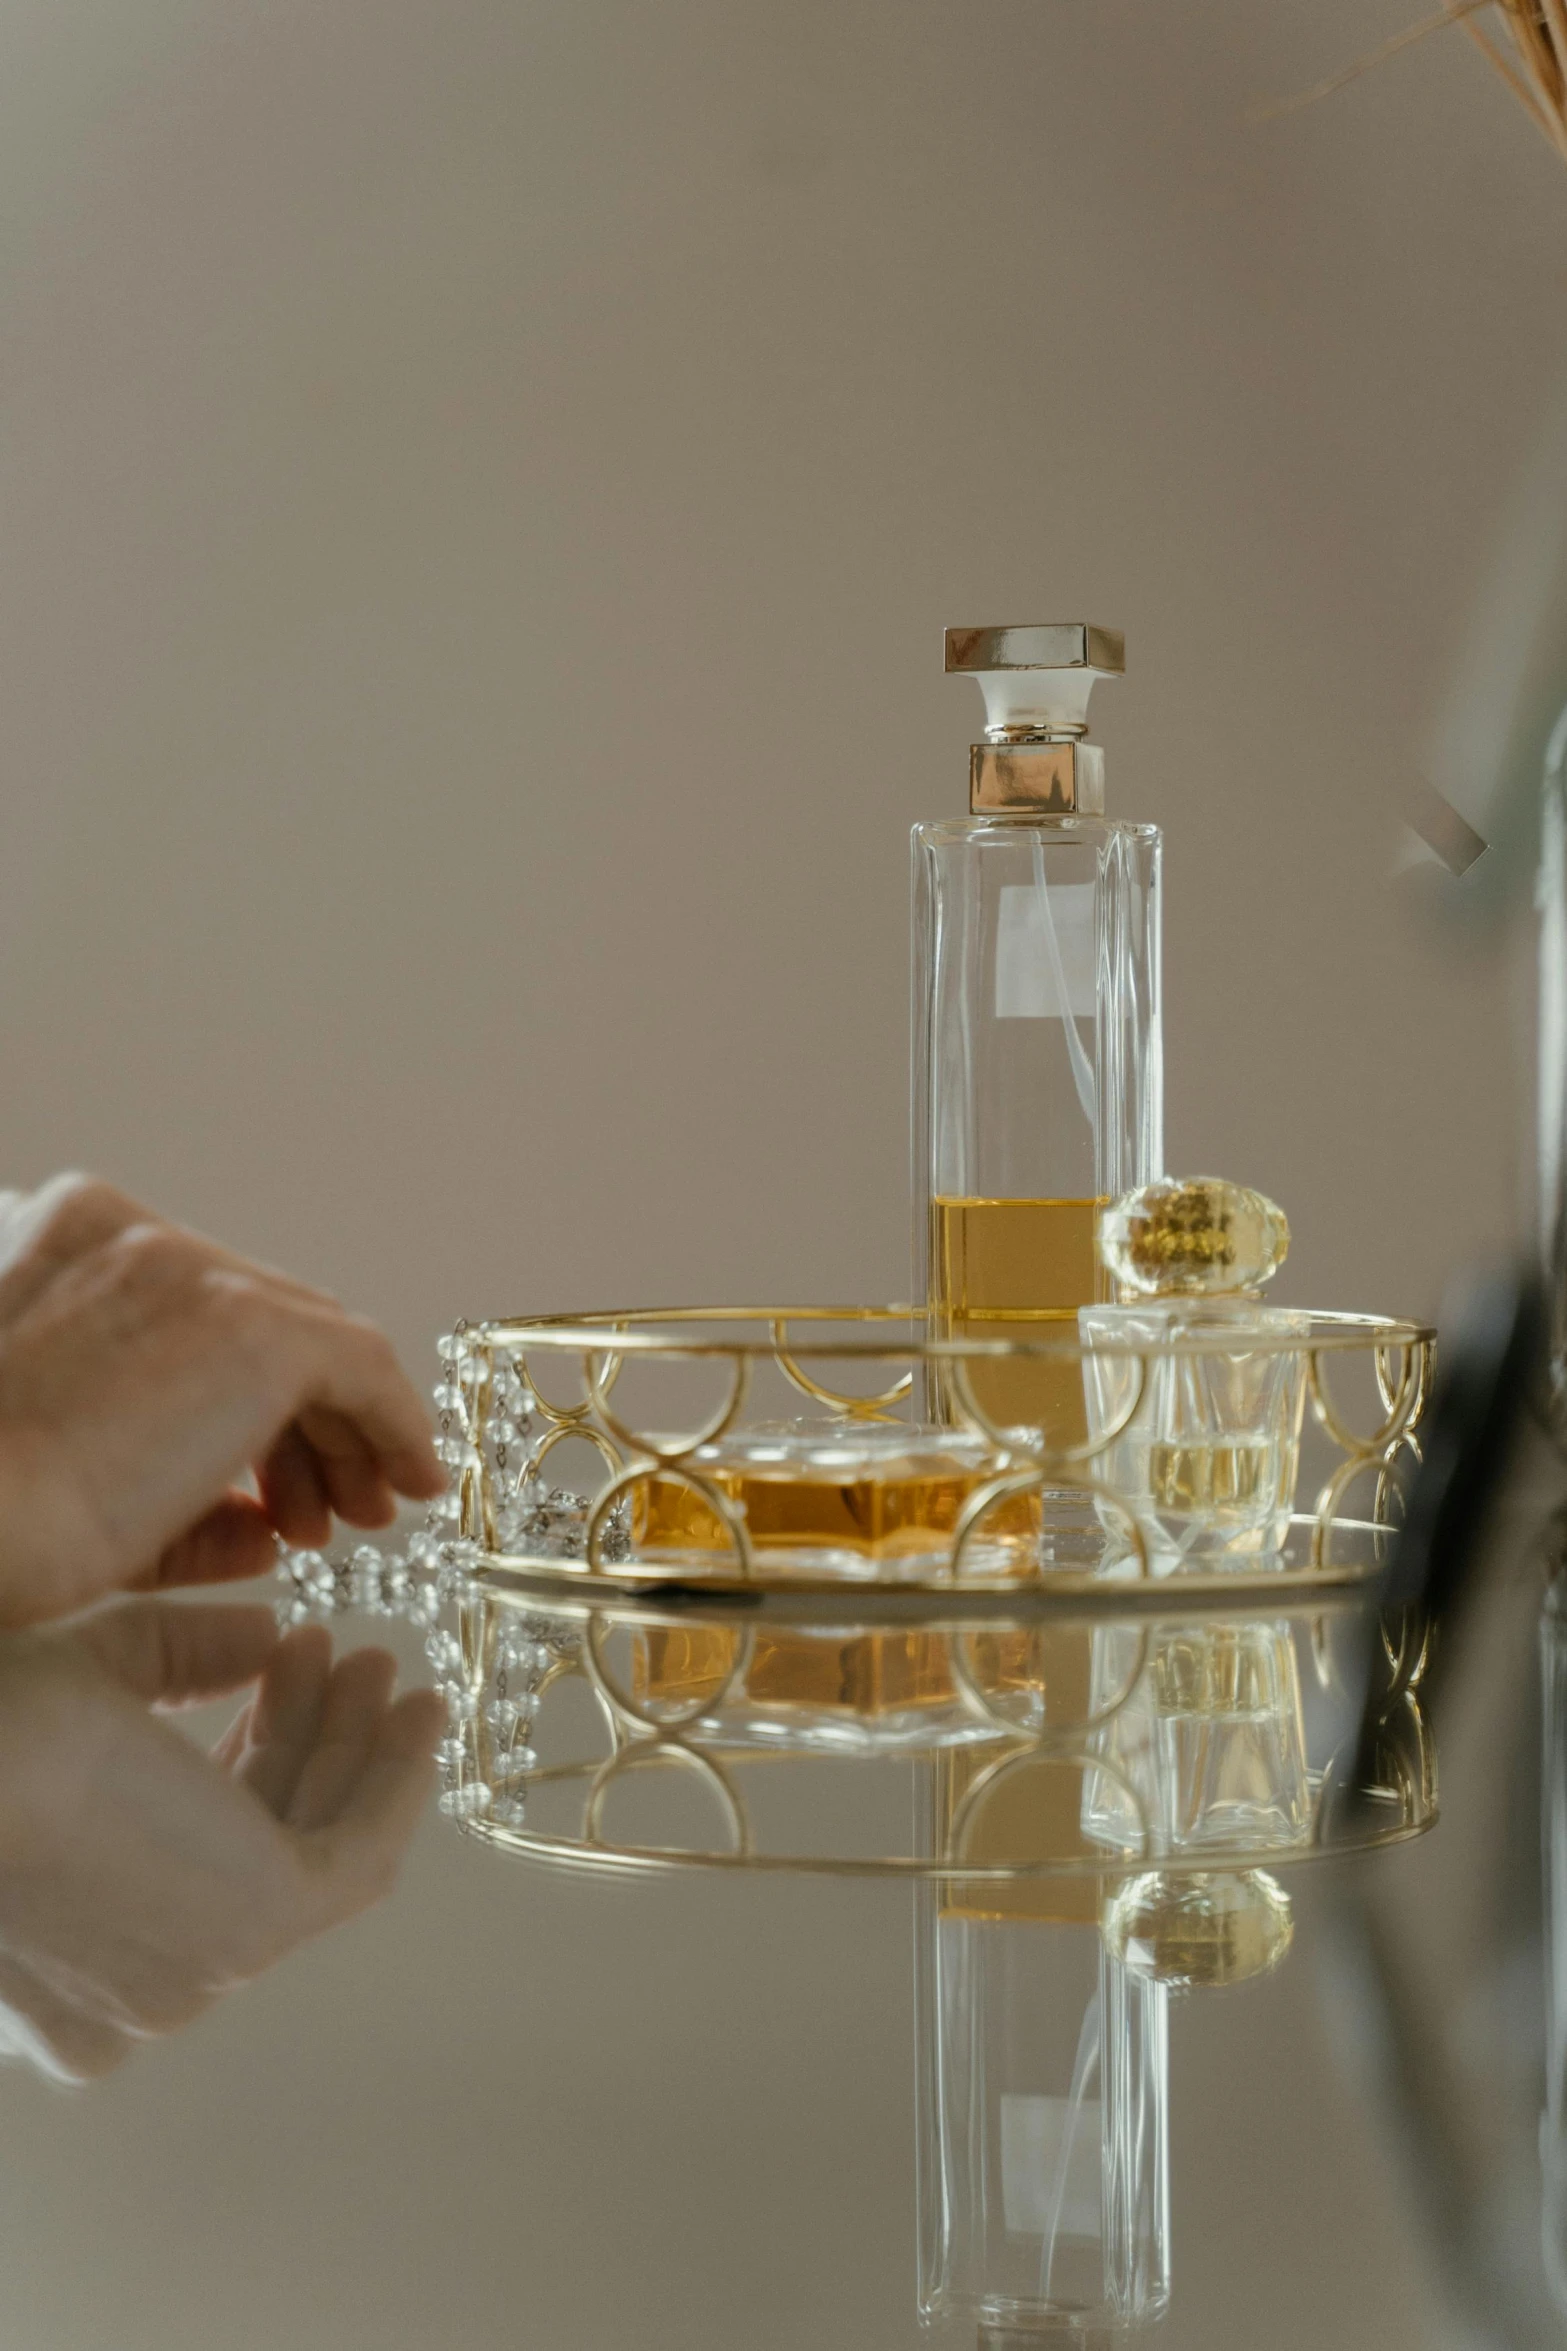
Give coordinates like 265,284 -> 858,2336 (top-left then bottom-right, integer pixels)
474,1515 -> 1392,1622
476,1303 -> 1434,1362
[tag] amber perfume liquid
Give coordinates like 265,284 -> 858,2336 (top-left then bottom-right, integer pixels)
632,1453 -> 1037,1564
928,1194 -> 1105,1441
635,1624 -> 953,1717
632,1621 -> 1047,1722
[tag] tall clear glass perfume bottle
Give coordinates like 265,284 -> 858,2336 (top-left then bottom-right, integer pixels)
913,625 -> 1163,1446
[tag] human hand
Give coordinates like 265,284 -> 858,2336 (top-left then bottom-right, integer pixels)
0,1601 -> 442,2081
0,1175 -> 444,1626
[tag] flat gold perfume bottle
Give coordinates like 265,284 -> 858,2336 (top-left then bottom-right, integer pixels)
912,626 -> 1163,1447
630,1419 -> 1039,1576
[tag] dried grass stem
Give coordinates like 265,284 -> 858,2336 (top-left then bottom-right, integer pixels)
1259,1 -> 1567,161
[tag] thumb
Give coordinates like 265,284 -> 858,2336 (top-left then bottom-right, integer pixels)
76,1599 -> 282,1708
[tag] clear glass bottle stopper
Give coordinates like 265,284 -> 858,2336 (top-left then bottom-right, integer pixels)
1099,1176 -> 1289,1299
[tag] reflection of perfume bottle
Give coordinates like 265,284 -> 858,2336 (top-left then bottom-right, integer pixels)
913,626 -> 1163,1444
917,1641 -> 1170,2343
1101,1868 -> 1294,1992
915,1871 -> 1170,2339
1081,1178 -> 1308,1566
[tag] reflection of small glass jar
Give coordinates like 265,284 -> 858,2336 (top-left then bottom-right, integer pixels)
1081,1619 -> 1312,1860
1080,1177 -> 1306,1567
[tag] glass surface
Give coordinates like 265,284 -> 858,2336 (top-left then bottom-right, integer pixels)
0,1540 -> 1557,2351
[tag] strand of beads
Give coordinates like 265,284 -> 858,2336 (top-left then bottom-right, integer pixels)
273,1324 -> 605,1833
274,1323 -> 496,1631
431,1323 -> 479,1534
475,1345 -> 536,1537
430,1617 -> 486,1820
478,1617 -> 556,1829
499,1480 -> 636,1565
273,1532 -> 482,1629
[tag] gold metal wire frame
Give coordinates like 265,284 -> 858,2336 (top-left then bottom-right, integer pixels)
480,1302 -> 1432,1362
467,1750 -> 1435,1883
459,1303 -> 1435,1599
435,1300 -> 1437,1883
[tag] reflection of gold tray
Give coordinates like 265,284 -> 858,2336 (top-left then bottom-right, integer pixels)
448,1577 -> 1437,1883
442,1303 -> 1433,1595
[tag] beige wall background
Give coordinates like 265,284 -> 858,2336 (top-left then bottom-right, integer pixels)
0,2 -> 1562,2345
2,0 -> 1564,1346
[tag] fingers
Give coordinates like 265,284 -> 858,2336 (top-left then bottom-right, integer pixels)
147,1493 -> 280,1592
78,1600 -> 281,1706
234,1624 -> 334,1817
256,1424 -> 332,1548
301,1687 -> 443,1922
271,1302 -> 445,1505
0,1183 -> 442,1623
211,1696 -> 256,1772
285,1646 -> 399,1831
291,1405 -> 397,1530
0,1955 -> 135,2085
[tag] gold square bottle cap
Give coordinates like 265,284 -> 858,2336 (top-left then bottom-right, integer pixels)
945,623 -> 1125,684
946,622 -> 1123,814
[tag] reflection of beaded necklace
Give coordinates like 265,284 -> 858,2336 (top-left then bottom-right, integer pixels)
275,1321 -> 592,1834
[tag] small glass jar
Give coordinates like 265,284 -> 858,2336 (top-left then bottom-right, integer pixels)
1080,1178 -> 1306,1567
1080,1301 -> 1309,1565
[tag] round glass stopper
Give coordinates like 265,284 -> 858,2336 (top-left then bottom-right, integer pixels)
1099,1175 -> 1289,1298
